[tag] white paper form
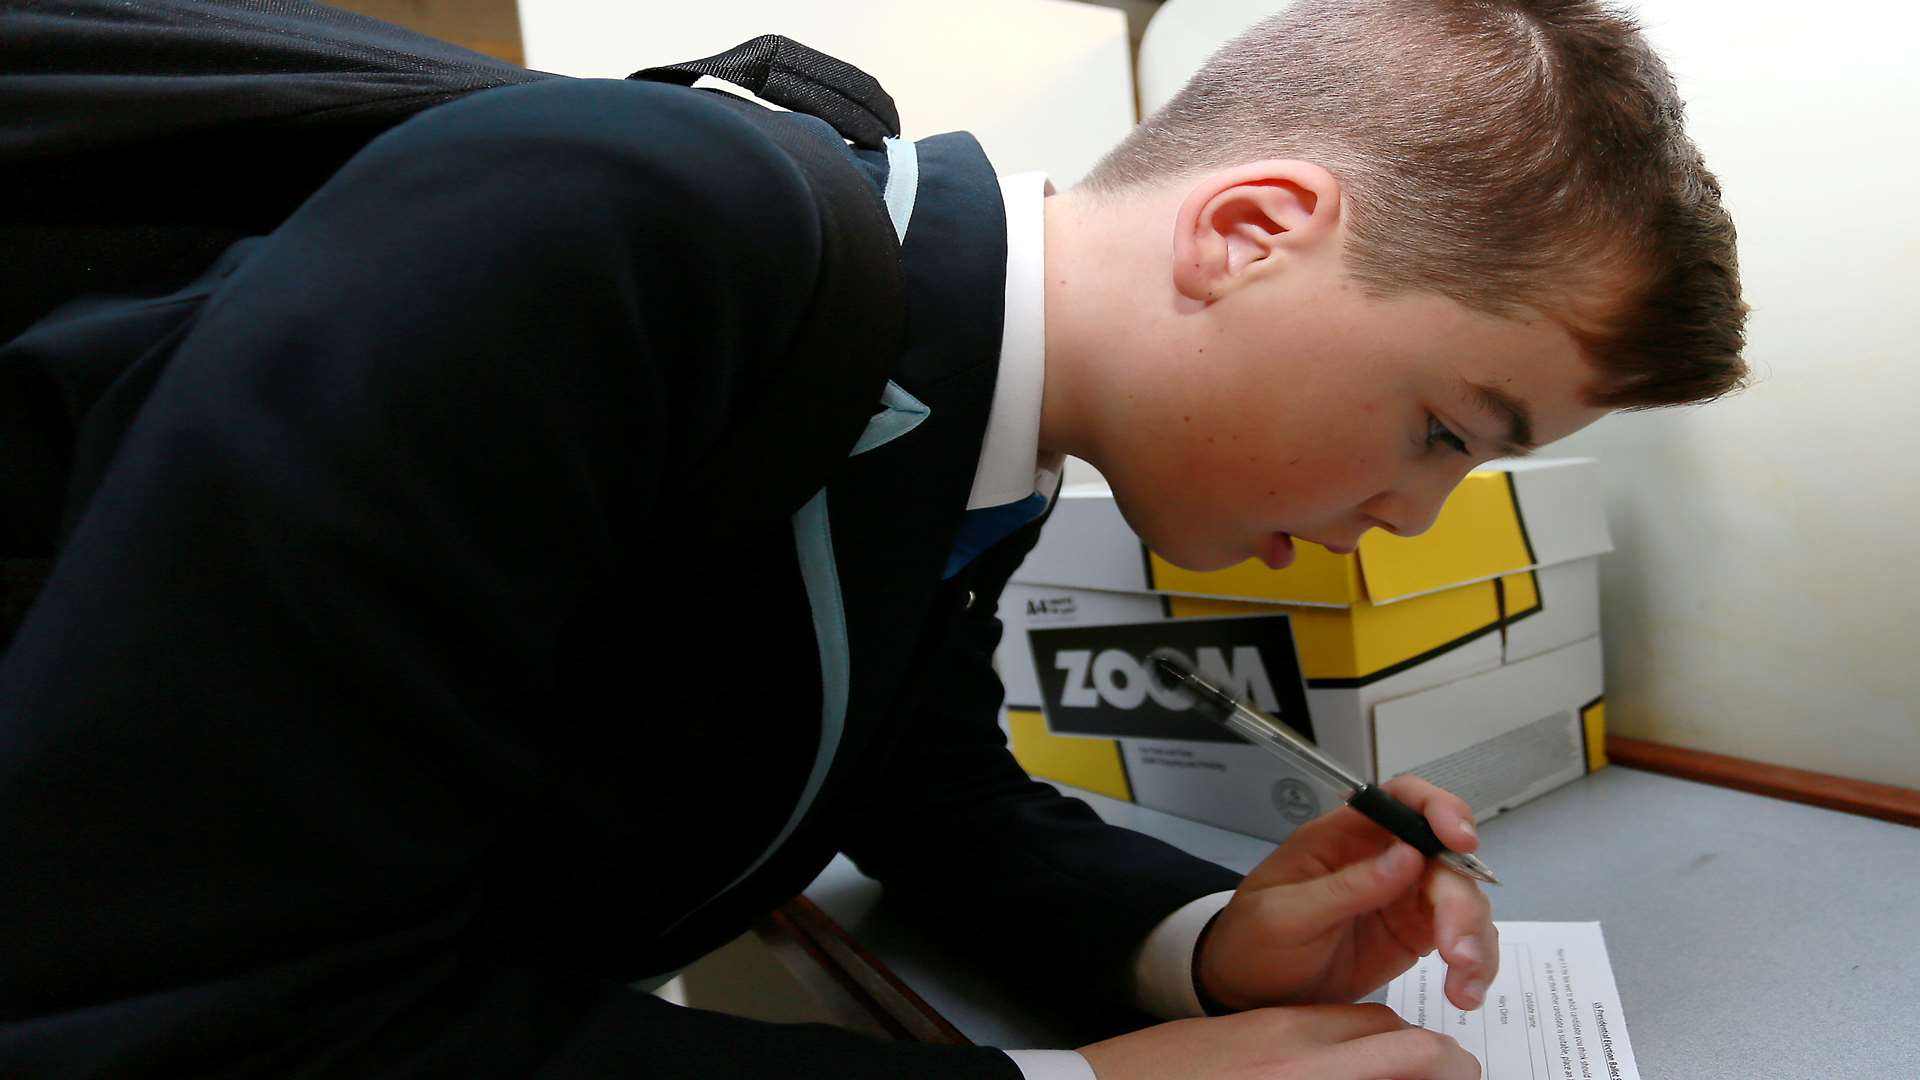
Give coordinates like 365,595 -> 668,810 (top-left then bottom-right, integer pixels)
1385,922 -> 1642,1080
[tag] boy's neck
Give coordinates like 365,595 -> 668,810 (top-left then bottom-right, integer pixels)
1038,183 -> 1183,474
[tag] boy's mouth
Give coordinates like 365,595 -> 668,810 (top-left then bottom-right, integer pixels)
1261,532 -> 1296,570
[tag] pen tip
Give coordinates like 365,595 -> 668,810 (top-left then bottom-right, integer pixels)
1443,851 -> 1501,887
1148,653 -> 1198,698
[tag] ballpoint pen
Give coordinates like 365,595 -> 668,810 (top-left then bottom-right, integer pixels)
1150,654 -> 1500,886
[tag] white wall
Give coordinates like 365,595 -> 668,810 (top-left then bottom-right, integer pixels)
518,0 -> 1135,186
1548,1 -> 1920,787
1137,0 -> 1920,787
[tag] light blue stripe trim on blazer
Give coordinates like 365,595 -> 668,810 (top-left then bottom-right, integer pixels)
850,378 -> 929,456
661,138 -> 926,943
882,134 -> 921,245
858,136 -> 931,456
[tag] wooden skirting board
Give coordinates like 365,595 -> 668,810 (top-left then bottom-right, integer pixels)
1607,735 -> 1920,829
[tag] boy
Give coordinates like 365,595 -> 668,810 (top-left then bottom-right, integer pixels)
0,0 -> 1744,1077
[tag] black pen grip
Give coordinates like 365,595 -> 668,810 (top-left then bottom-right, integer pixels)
1348,784 -> 1445,857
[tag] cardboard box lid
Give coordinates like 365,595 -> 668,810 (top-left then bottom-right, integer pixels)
1014,458 -> 1613,607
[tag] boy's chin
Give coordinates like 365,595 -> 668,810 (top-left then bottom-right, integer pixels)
1145,537 -> 1261,574
1111,496 -> 1257,573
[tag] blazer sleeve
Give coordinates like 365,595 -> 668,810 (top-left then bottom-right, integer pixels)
0,78 -> 1016,1079
837,510 -> 1246,1015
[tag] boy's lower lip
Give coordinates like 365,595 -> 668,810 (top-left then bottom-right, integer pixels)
1262,532 -> 1296,570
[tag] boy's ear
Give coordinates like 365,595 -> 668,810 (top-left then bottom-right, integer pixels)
1171,159 -> 1342,303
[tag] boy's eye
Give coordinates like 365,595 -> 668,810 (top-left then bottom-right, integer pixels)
1426,414 -> 1471,456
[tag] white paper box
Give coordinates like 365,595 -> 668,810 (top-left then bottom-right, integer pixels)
999,459 -> 1613,841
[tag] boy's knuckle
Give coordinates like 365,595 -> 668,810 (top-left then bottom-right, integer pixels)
1244,1006 -> 1302,1037
1398,1027 -> 1460,1064
1323,868 -> 1367,901
1354,1002 -> 1407,1031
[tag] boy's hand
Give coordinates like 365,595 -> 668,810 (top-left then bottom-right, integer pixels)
1079,1003 -> 1479,1080
1195,776 -> 1496,1013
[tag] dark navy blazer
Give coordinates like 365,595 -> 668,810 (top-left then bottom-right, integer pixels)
0,79 -> 1240,1076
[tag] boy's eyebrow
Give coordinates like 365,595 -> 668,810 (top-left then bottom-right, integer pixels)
1461,378 -> 1537,456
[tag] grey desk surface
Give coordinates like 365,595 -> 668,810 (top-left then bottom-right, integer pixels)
807,766 -> 1920,1079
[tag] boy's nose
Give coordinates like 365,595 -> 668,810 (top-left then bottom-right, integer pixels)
1361,483 -> 1451,539
1394,496 -> 1449,538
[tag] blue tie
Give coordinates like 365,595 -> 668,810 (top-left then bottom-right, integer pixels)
944,492 -> 1051,579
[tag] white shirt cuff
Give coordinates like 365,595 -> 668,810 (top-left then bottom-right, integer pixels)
1128,890 -> 1235,1020
1004,1049 -> 1097,1080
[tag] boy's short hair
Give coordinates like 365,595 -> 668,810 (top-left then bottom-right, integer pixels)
1086,0 -> 1748,409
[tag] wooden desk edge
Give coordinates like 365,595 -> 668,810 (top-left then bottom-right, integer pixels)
1607,735 -> 1920,828
762,896 -> 972,1046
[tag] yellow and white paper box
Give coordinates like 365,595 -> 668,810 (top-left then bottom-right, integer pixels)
999,458 -> 1612,841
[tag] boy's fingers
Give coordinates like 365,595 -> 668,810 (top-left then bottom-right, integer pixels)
1247,1002 -> 1409,1046
1442,929 -> 1499,1010
1302,1027 -> 1482,1080
1287,841 -> 1427,927
1382,774 -> 1480,853
1429,867 -> 1498,1008
1381,775 -> 1495,1009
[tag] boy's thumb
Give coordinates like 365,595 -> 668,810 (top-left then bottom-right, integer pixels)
1297,842 -> 1425,924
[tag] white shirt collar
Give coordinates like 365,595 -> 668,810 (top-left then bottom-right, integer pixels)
966,171 -> 1063,510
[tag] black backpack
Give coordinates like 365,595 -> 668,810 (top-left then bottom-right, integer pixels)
0,0 -> 910,646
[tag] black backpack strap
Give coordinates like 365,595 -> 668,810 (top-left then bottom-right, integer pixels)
630,36 -> 900,151
676,93 -> 906,526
